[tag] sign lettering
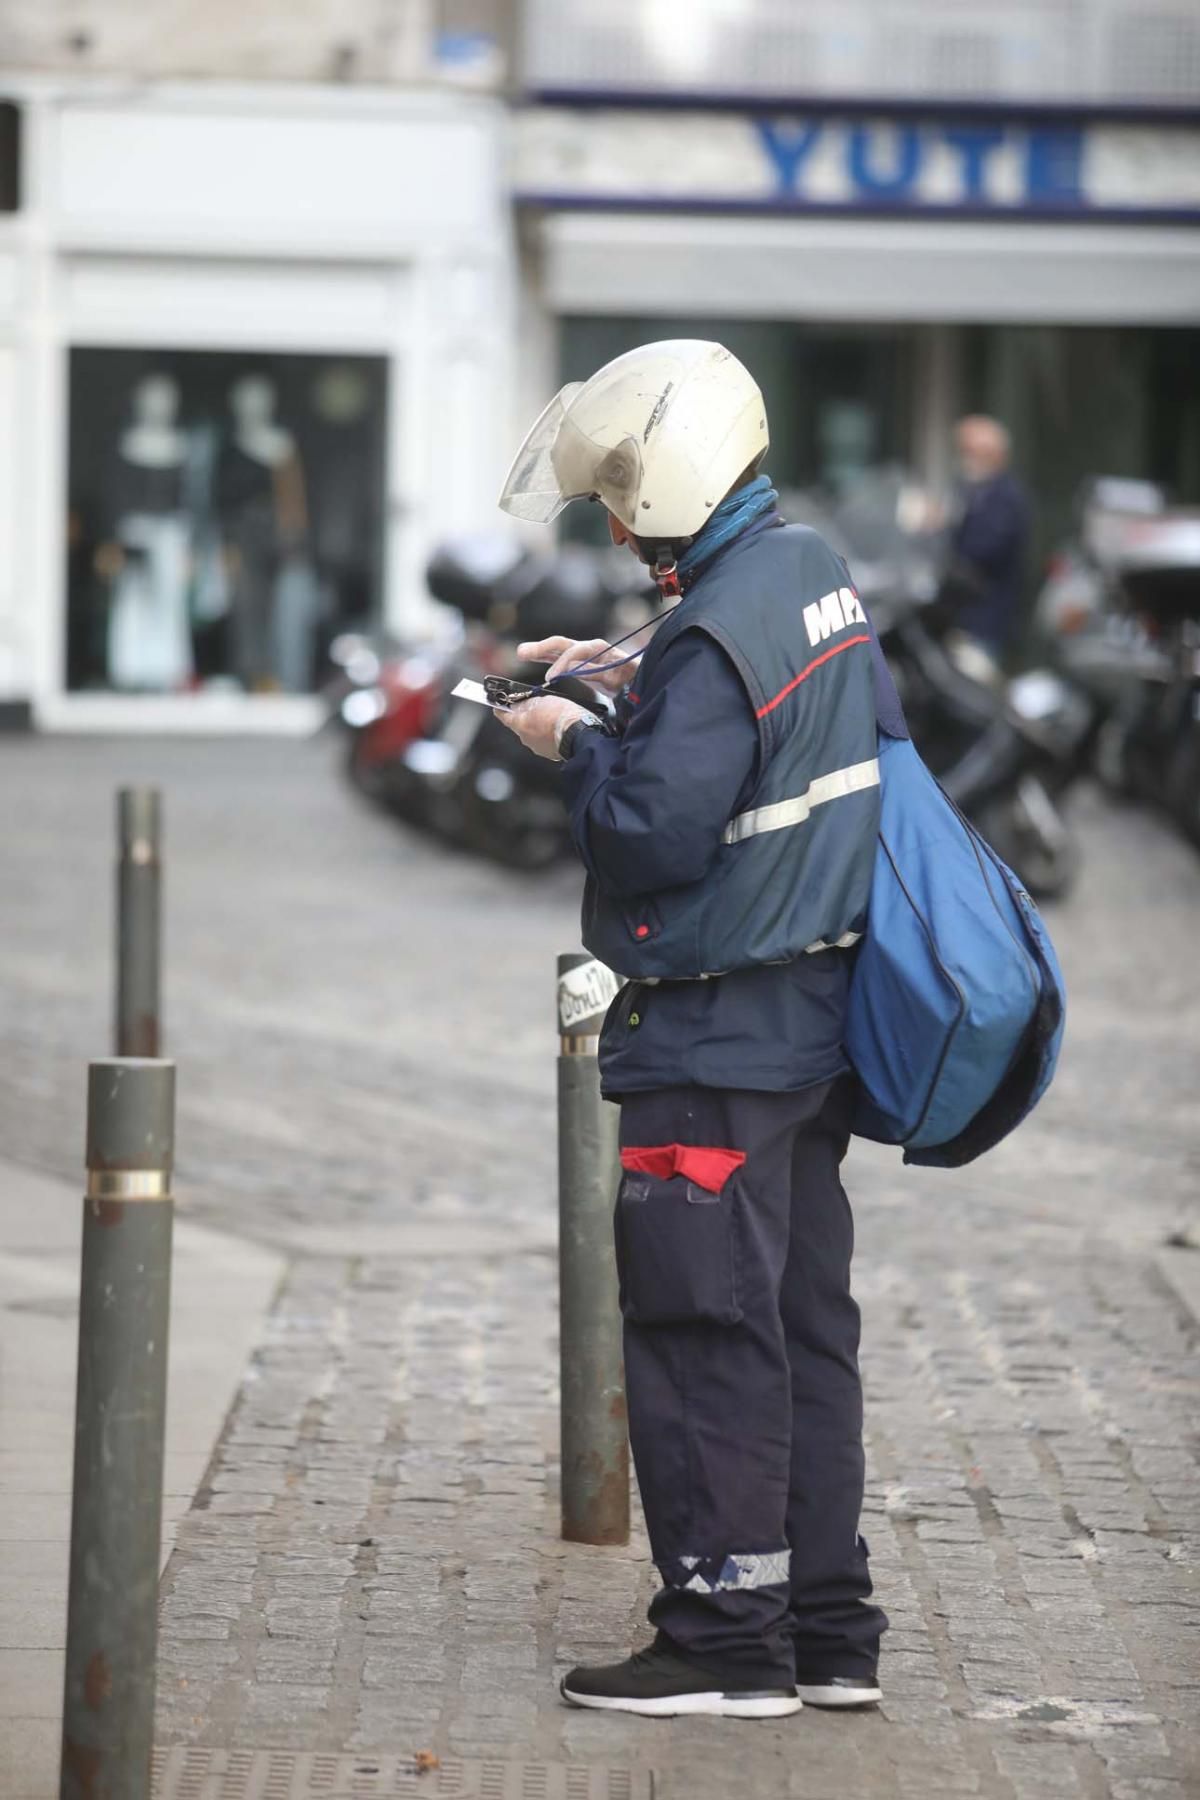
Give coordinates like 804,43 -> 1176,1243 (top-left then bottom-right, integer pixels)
803,587 -> 864,649
753,117 -> 1085,209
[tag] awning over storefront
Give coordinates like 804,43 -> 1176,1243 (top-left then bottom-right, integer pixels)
535,211 -> 1200,325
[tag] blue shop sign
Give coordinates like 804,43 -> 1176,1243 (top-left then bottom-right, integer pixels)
515,108 -> 1200,222
757,119 -> 1083,209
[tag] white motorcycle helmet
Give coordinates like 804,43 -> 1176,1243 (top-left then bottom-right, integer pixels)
499,340 -> 768,541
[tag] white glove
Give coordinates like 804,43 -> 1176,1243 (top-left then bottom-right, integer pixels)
493,695 -> 595,762
517,636 -> 635,697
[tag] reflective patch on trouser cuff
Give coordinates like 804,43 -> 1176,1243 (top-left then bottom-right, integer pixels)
664,1549 -> 791,1593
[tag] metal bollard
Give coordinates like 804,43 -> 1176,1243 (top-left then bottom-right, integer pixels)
116,788 -> 162,1058
557,953 -> 630,1546
61,1058 -> 176,1800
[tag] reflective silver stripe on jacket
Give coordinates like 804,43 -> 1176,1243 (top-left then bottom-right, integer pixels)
722,758 -> 881,847
676,1550 -> 791,1594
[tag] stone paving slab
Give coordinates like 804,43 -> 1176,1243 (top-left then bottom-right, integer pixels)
151,1748 -> 651,1799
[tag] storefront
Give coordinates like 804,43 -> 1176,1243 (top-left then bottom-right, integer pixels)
514,103 -> 1200,574
0,81 -> 514,730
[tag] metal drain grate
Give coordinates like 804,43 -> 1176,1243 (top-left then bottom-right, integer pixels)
152,1750 -> 652,1800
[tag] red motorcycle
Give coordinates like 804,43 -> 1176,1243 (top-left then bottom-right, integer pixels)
329,536 -> 652,867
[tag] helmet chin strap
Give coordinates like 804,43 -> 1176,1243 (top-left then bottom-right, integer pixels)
650,543 -> 685,600
651,550 -> 680,601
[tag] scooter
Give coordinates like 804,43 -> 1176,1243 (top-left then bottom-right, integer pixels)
332,535 -> 652,868
876,590 -> 1094,898
888,594 -> 1093,896
1038,479 -> 1200,847
795,470 -> 1094,899
327,625 -> 464,819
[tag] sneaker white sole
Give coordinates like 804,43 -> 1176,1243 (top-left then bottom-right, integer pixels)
561,1685 -> 804,1719
794,1683 -> 882,1709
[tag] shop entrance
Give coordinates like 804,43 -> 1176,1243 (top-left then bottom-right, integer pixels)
66,347 -> 388,696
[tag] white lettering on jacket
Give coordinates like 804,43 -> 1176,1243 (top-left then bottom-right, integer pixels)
802,586 -> 865,648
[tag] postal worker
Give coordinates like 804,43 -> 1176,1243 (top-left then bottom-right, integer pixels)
496,341 -> 887,1719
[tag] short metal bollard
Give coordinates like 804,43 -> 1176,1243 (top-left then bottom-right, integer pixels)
116,788 -> 162,1058
61,1058 -> 176,1800
556,953 -> 630,1546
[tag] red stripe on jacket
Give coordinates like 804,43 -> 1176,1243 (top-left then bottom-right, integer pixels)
756,634 -> 871,720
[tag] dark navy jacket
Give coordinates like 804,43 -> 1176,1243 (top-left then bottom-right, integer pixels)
950,471 -> 1031,651
560,520 -> 880,1093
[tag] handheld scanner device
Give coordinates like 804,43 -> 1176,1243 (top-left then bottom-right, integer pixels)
483,675 -> 608,719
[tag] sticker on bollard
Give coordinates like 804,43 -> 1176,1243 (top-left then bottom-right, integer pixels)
557,955 -> 620,1039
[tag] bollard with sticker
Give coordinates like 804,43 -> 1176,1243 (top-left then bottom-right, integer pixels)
556,952 -> 630,1545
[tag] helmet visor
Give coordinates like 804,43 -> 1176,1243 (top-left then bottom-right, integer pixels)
499,386 -> 645,527
498,383 -> 584,522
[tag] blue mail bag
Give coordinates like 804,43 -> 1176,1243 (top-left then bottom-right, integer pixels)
846,642 -> 1066,1168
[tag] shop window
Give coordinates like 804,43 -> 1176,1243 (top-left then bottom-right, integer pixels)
66,348 -> 388,695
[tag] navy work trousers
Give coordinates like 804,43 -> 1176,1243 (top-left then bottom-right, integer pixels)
614,1076 -> 887,1686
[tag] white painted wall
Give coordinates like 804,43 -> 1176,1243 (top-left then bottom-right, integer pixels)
0,0 -> 436,83
0,341 -> 19,699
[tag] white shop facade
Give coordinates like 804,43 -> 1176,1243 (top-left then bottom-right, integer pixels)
0,80 -> 515,731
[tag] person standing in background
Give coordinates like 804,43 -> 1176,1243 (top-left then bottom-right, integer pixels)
944,415 -> 1032,657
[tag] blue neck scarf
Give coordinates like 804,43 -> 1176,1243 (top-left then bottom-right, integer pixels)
675,473 -> 779,590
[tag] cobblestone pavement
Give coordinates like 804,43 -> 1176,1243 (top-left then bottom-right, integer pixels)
2,735 -> 1198,1798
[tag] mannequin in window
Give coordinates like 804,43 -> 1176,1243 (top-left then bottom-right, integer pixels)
99,373 -> 194,691
217,374 -> 312,691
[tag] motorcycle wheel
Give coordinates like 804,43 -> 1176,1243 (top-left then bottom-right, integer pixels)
1093,718 -> 1140,799
346,735 -> 441,831
1165,724 -> 1200,849
481,824 -> 564,870
975,782 -> 1081,902
459,789 -> 568,870
463,807 -> 565,870
345,731 -> 389,804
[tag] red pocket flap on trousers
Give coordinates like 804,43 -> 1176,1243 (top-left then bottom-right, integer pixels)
620,1143 -> 747,1195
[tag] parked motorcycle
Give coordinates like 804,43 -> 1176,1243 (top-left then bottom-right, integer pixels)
329,628 -> 462,813
331,535 -> 653,868
876,591 -> 1094,897
1038,479 -> 1200,847
794,471 -> 1094,899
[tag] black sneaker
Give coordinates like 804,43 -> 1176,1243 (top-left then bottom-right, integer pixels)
561,1642 -> 803,1719
794,1675 -> 882,1709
